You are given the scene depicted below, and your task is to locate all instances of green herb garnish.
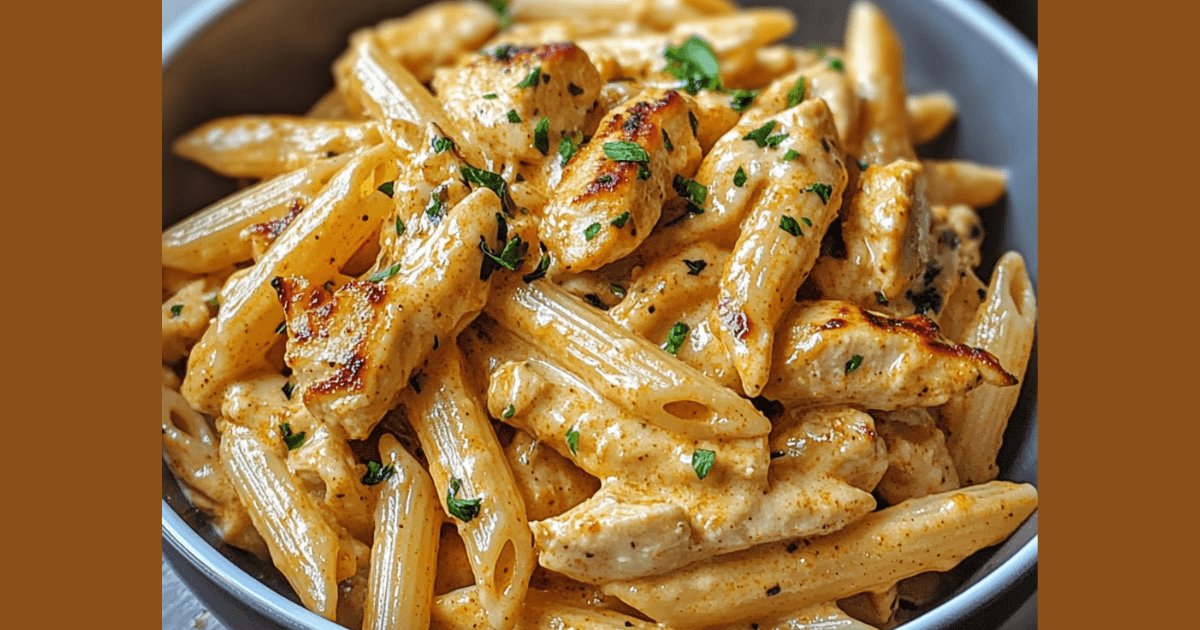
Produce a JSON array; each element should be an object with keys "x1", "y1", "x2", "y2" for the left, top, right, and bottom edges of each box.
[
  {"x1": 534, "y1": 117, "x2": 550, "y2": 155},
  {"x1": 845, "y1": 354, "x2": 863, "y2": 373},
  {"x1": 558, "y1": 135, "x2": 580, "y2": 166},
  {"x1": 281, "y1": 382, "x2": 294, "y2": 401},
  {"x1": 446, "y1": 478, "x2": 482, "y2": 521},
  {"x1": 506, "y1": 109, "x2": 522, "y2": 123},
  {"x1": 782, "y1": 149, "x2": 800, "y2": 162},
  {"x1": 395, "y1": 216, "x2": 406, "y2": 236},
  {"x1": 805, "y1": 182, "x2": 833, "y2": 204},
  {"x1": 611, "y1": 212, "x2": 631, "y2": 228},
  {"x1": 672, "y1": 175, "x2": 707, "y2": 206},
  {"x1": 521, "y1": 244, "x2": 551, "y2": 283},
  {"x1": 603, "y1": 141, "x2": 650, "y2": 164},
  {"x1": 662, "y1": 35, "x2": 722, "y2": 94},
  {"x1": 502, "y1": 404, "x2": 515, "y2": 419},
  {"x1": 566, "y1": 428, "x2": 580, "y2": 455},
  {"x1": 733, "y1": 166, "x2": 747, "y2": 187},
  {"x1": 875, "y1": 291, "x2": 889, "y2": 305},
  {"x1": 584, "y1": 222, "x2": 602, "y2": 241},
  {"x1": 779, "y1": 215, "x2": 803, "y2": 237},
  {"x1": 279, "y1": 422, "x2": 305, "y2": 450},
  {"x1": 743, "y1": 121, "x2": 777, "y2": 147},
  {"x1": 786, "y1": 76, "x2": 806, "y2": 108},
  {"x1": 516, "y1": 66, "x2": 541, "y2": 88},
  {"x1": 683, "y1": 259, "x2": 707, "y2": 275},
  {"x1": 609, "y1": 284, "x2": 626, "y2": 298},
  {"x1": 730, "y1": 89, "x2": 758, "y2": 113},
  {"x1": 368, "y1": 263, "x2": 402, "y2": 283},
  {"x1": 692, "y1": 448, "x2": 715, "y2": 480},
  {"x1": 169, "y1": 304, "x2": 183, "y2": 318},
  {"x1": 377, "y1": 181, "x2": 395, "y2": 197},
  {"x1": 483, "y1": 93, "x2": 499, "y2": 99},
  {"x1": 361, "y1": 461, "x2": 395, "y2": 486},
  {"x1": 663, "y1": 322, "x2": 689, "y2": 354}
]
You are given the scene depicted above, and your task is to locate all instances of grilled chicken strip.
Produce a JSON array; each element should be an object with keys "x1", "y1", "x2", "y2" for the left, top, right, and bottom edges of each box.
[
  {"x1": 762, "y1": 300, "x2": 1016, "y2": 410},
  {"x1": 540, "y1": 88, "x2": 702, "y2": 272}
]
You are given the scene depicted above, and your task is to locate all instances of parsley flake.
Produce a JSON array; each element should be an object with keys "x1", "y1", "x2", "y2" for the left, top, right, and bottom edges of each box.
[
  {"x1": 169, "y1": 304, "x2": 183, "y2": 318},
  {"x1": 487, "y1": 0, "x2": 513, "y2": 30},
  {"x1": 377, "y1": 181, "x2": 395, "y2": 197},
  {"x1": 805, "y1": 182, "x2": 833, "y2": 204},
  {"x1": 584, "y1": 222, "x2": 603, "y2": 241},
  {"x1": 786, "y1": 76, "x2": 806, "y2": 108},
  {"x1": 558, "y1": 134, "x2": 580, "y2": 166},
  {"x1": 516, "y1": 66, "x2": 541, "y2": 88},
  {"x1": 730, "y1": 89, "x2": 758, "y2": 113},
  {"x1": 432, "y1": 137, "x2": 455, "y2": 153},
  {"x1": 782, "y1": 149, "x2": 800, "y2": 162},
  {"x1": 534, "y1": 117, "x2": 550, "y2": 155},
  {"x1": 662, "y1": 35, "x2": 722, "y2": 94},
  {"x1": 801, "y1": 217, "x2": 813, "y2": 227},
  {"x1": 743, "y1": 121, "x2": 777, "y2": 147},
  {"x1": 611, "y1": 212, "x2": 631, "y2": 228},
  {"x1": 672, "y1": 175, "x2": 707, "y2": 206},
  {"x1": 583, "y1": 293, "x2": 609, "y2": 310},
  {"x1": 663, "y1": 322, "x2": 689, "y2": 354},
  {"x1": 368, "y1": 263, "x2": 401, "y2": 283},
  {"x1": 446, "y1": 478, "x2": 482, "y2": 521},
  {"x1": 858, "y1": 159, "x2": 868, "y2": 171},
  {"x1": 502, "y1": 404, "x2": 515, "y2": 419},
  {"x1": 609, "y1": 284, "x2": 626, "y2": 298},
  {"x1": 361, "y1": 461, "x2": 395, "y2": 486},
  {"x1": 692, "y1": 448, "x2": 715, "y2": 479},
  {"x1": 279, "y1": 422, "x2": 305, "y2": 450},
  {"x1": 281, "y1": 382, "x2": 294, "y2": 401},
  {"x1": 662, "y1": 129, "x2": 674, "y2": 152},
  {"x1": 426, "y1": 190, "x2": 446, "y2": 222},
  {"x1": 521, "y1": 244, "x2": 551, "y2": 283},
  {"x1": 460, "y1": 166, "x2": 509, "y2": 202},
  {"x1": 828, "y1": 57, "x2": 845, "y2": 72},
  {"x1": 683, "y1": 259, "x2": 707, "y2": 275},
  {"x1": 506, "y1": 109, "x2": 522, "y2": 123},
  {"x1": 779, "y1": 215, "x2": 803, "y2": 236},
  {"x1": 566, "y1": 428, "x2": 580, "y2": 455},
  {"x1": 275, "y1": 321, "x2": 286, "y2": 334},
  {"x1": 764, "y1": 133, "x2": 789, "y2": 148},
  {"x1": 482, "y1": 93, "x2": 499, "y2": 99},
  {"x1": 845, "y1": 354, "x2": 864, "y2": 373},
  {"x1": 395, "y1": 216, "x2": 406, "y2": 236},
  {"x1": 733, "y1": 166, "x2": 747, "y2": 187},
  {"x1": 875, "y1": 291, "x2": 889, "y2": 305},
  {"x1": 603, "y1": 141, "x2": 650, "y2": 163}
]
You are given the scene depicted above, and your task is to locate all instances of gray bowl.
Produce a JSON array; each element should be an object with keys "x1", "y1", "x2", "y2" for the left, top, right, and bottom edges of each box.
[{"x1": 162, "y1": 1, "x2": 1037, "y2": 628}]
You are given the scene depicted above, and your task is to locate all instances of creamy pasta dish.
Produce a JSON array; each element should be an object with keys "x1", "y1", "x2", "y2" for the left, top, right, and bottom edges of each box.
[{"x1": 161, "y1": 1, "x2": 1038, "y2": 628}]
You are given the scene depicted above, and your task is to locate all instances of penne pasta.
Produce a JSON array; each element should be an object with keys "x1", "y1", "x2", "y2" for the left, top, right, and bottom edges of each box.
[
  {"x1": 372, "y1": 1, "x2": 500, "y2": 84},
  {"x1": 397, "y1": 343, "x2": 535, "y2": 630},
  {"x1": 601, "y1": 481, "x2": 1039, "y2": 629},
  {"x1": 939, "y1": 252, "x2": 1036, "y2": 485},
  {"x1": 502, "y1": 428, "x2": 600, "y2": 522},
  {"x1": 705, "y1": 601, "x2": 880, "y2": 630},
  {"x1": 432, "y1": 586, "x2": 659, "y2": 630},
  {"x1": 172, "y1": 116, "x2": 382, "y2": 180},
  {"x1": 363, "y1": 434, "x2": 443, "y2": 630},
  {"x1": 922, "y1": 159, "x2": 1008, "y2": 208},
  {"x1": 907, "y1": 91, "x2": 957, "y2": 145},
  {"x1": 844, "y1": 0, "x2": 914, "y2": 163}
]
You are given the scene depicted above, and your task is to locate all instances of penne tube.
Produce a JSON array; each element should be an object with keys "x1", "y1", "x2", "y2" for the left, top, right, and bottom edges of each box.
[
  {"x1": 162, "y1": 275, "x2": 224, "y2": 363},
  {"x1": 372, "y1": 1, "x2": 500, "y2": 84},
  {"x1": 220, "y1": 421, "x2": 341, "y2": 620},
  {"x1": 276, "y1": 186, "x2": 507, "y2": 440},
  {"x1": 762, "y1": 300, "x2": 1016, "y2": 410},
  {"x1": 287, "y1": 422, "x2": 377, "y2": 542},
  {"x1": 181, "y1": 145, "x2": 394, "y2": 415},
  {"x1": 601, "y1": 481, "x2": 1039, "y2": 629},
  {"x1": 936, "y1": 269, "x2": 987, "y2": 344},
  {"x1": 704, "y1": 601, "x2": 881, "y2": 630},
  {"x1": 710, "y1": 97, "x2": 848, "y2": 396},
  {"x1": 162, "y1": 155, "x2": 351, "y2": 273},
  {"x1": 510, "y1": 0, "x2": 738, "y2": 30},
  {"x1": 939, "y1": 252, "x2": 1036, "y2": 485},
  {"x1": 485, "y1": 277, "x2": 771, "y2": 439},
  {"x1": 907, "y1": 91, "x2": 957, "y2": 145},
  {"x1": 922, "y1": 159, "x2": 1008, "y2": 208},
  {"x1": 398, "y1": 343, "x2": 535, "y2": 630},
  {"x1": 306, "y1": 88, "x2": 362, "y2": 120},
  {"x1": 172, "y1": 116, "x2": 382, "y2": 180},
  {"x1": 363, "y1": 434, "x2": 443, "y2": 630},
  {"x1": 431, "y1": 586, "x2": 659, "y2": 630},
  {"x1": 838, "y1": 586, "x2": 897, "y2": 628},
  {"x1": 844, "y1": 0, "x2": 914, "y2": 163}
]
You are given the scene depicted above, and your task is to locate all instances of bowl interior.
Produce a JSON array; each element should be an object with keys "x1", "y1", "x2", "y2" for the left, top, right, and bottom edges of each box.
[{"x1": 162, "y1": 1, "x2": 1037, "y2": 628}]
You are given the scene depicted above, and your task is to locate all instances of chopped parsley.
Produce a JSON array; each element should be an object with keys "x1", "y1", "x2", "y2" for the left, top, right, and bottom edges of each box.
[
  {"x1": 459, "y1": 166, "x2": 510, "y2": 205},
  {"x1": 875, "y1": 291, "x2": 889, "y2": 305},
  {"x1": 828, "y1": 57, "x2": 845, "y2": 72},
  {"x1": 559, "y1": 134, "x2": 580, "y2": 166},
  {"x1": 779, "y1": 215, "x2": 803, "y2": 237},
  {"x1": 169, "y1": 304, "x2": 183, "y2": 318},
  {"x1": 743, "y1": 121, "x2": 777, "y2": 147},
  {"x1": 858, "y1": 159, "x2": 868, "y2": 171},
  {"x1": 764, "y1": 132, "x2": 789, "y2": 148},
  {"x1": 377, "y1": 181, "x2": 395, "y2": 197},
  {"x1": 521, "y1": 244, "x2": 551, "y2": 283},
  {"x1": 733, "y1": 166, "x2": 747, "y2": 187},
  {"x1": 432, "y1": 136, "x2": 455, "y2": 153},
  {"x1": 672, "y1": 175, "x2": 707, "y2": 207},
  {"x1": 782, "y1": 149, "x2": 800, "y2": 162},
  {"x1": 534, "y1": 117, "x2": 550, "y2": 155},
  {"x1": 479, "y1": 213, "x2": 528, "y2": 278},
  {"x1": 801, "y1": 217, "x2": 813, "y2": 227},
  {"x1": 502, "y1": 404, "x2": 515, "y2": 419},
  {"x1": 583, "y1": 293, "x2": 609, "y2": 310},
  {"x1": 205, "y1": 296, "x2": 220, "y2": 310},
  {"x1": 361, "y1": 461, "x2": 395, "y2": 486},
  {"x1": 566, "y1": 428, "x2": 580, "y2": 455},
  {"x1": 845, "y1": 354, "x2": 864, "y2": 374},
  {"x1": 683, "y1": 259, "x2": 707, "y2": 275},
  {"x1": 482, "y1": 93, "x2": 499, "y2": 99},
  {"x1": 662, "y1": 35, "x2": 722, "y2": 94},
  {"x1": 584, "y1": 222, "x2": 603, "y2": 241},
  {"x1": 506, "y1": 109, "x2": 522, "y2": 123},
  {"x1": 662, "y1": 129, "x2": 674, "y2": 152},
  {"x1": 487, "y1": 0, "x2": 513, "y2": 30},
  {"x1": 609, "y1": 284, "x2": 626, "y2": 298},
  {"x1": 663, "y1": 322, "x2": 689, "y2": 354},
  {"x1": 395, "y1": 216, "x2": 406, "y2": 236},
  {"x1": 279, "y1": 422, "x2": 305, "y2": 450},
  {"x1": 275, "y1": 321, "x2": 286, "y2": 334},
  {"x1": 692, "y1": 448, "x2": 715, "y2": 480},
  {"x1": 516, "y1": 66, "x2": 541, "y2": 88},
  {"x1": 730, "y1": 89, "x2": 758, "y2": 112},
  {"x1": 805, "y1": 182, "x2": 833, "y2": 204},
  {"x1": 281, "y1": 382, "x2": 294, "y2": 401},
  {"x1": 368, "y1": 263, "x2": 401, "y2": 283},
  {"x1": 637, "y1": 164, "x2": 651, "y2": 180},
  {"x1": 603, "y1": 141, "x2": 650, "y2": 164},
  {"x1": 426, "y1": 190, "x2": 446, "y2": 222},
  {"x1": 611, "y1": 212, "x2": 631, "y2": 228},
  {"x1": 786, "y1": 76, "x2": 806, "y2": 108}
]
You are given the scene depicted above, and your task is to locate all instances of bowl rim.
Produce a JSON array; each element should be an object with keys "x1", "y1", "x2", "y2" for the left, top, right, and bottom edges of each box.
[{"x1": 161, "y1": 1, "x2": 1038, "y2": 628}]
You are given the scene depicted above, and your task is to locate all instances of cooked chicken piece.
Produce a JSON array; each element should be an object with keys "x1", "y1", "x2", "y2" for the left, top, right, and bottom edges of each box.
[
  {"x1": 710, "y1": 97, "x2": 849, "y2": 397},
  {"x1": 162, "y1": 274, "x2": 224, "y2": 363},
  {"x1": 931, "y1": 203, "x2": 984, "y2": 272},
  {"x1": 372, "y1": 1, "x2": 500, "y2": 84},
  {"x1": 540, "y1": 88, "x2": 701, "y2": 272},
  {"x1": 679, "y1": 89, "x2": 742, "y2": 153},
  {"x1": 503, "y1": 428, "x2": 600, "y2": 522},
  {"x1": 172, "y1": 116, "x2": 382, "y2": 180},
  {"x1": 433, "y1": 42, "x2": 603, "y2": 170},
  {"x1": 809, "y1": 159, "x2": 933, "y2": 318},
  {"x1": 871, "y1": 407, "x2": 960, "y2": 504},
  {"x1": 608, "y1": 242, "x2": 740, "y2": 391},
  {"x1": 762, "y1": 300, "x2": 1016, "y2": 410},
  {"x1": 275, "y1": 188, "x2": 510, "y2": 439}
]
